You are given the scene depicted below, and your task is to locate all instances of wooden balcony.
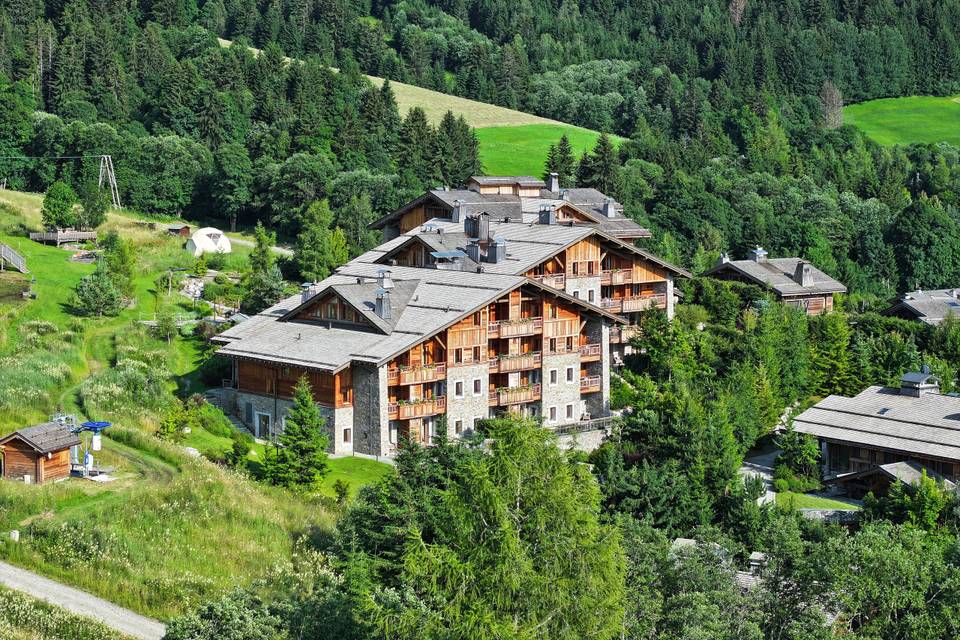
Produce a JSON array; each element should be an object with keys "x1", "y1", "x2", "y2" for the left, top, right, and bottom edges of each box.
[
  {"x1": 600, "y1": 294, "x2": 666, "y2": 314},
  {"x1": 579, "y1": 343, "x2": 602, "y2": 362},
  {"x1": 448, "y1": 326, "x2": 485, "y2": 349},
  {"x1": 543, "y1": 317, "x2": 579, "y2": 338},
  {"x1": 490, "y1": 352, "x2": 542, "y2": 373},
  {"x1": 600, "y1": 270, "x2": 633, "y2": 285},
  {"x1": 387, "y1": 363, "x2": 446, "y2": 386},
  {"x1": 387, "y1": 396, "x2": 447, "y2": 420},
  {"x1": 609, "y1": 325, "x2": 641, "y2": 344},
  {"x1": 488, "y1": 317, "x2": 542, "y2": 339},
  {"x1": 489, "y1": 384, "x2": 542, "y2": 406},
  {"x1": 533, "y1": 273, "x2": 566, "y2": 289},
  {"x1": 580, "y1": 376, "x2": 602, "y2": 393}
]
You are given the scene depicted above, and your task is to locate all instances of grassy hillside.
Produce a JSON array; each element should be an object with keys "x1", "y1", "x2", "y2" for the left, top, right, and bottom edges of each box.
[
  {"x1": 477, "y1": 124, "x2": 622, "y2": 177},
  {"x1": 844, "y1": 95, "x2": 960, "y2": 146}
]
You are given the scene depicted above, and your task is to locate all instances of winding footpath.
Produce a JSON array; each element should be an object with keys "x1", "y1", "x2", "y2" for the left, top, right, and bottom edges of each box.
[{"x1": 0, "y1": 560, "x2": 166, "y2": 640}]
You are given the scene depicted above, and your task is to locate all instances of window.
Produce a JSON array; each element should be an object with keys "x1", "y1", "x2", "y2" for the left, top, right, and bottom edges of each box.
[
  {"x1": 566, "y1": 404, "x2": 574, "y2": 419},
  {"x1": 455, "y1": 381, "x2": 464, "y2": 398},
  {"x1": 473, "y1": 416, "x2": 482, "y2": 430},
  {"x1": 572, "y1": 290, "x2": 580, "y2": 299},
  {"x1": 588, "y1": 290, "x2": 595, "y2": 303},
  {"x1": 389, "y1": 422, "x2": 399, "y2": 444},
  {"x1": 549, "y1": 406, "x2": 557, "y2": 422},
  {"x1": 473, "y1": 378, "x2": 482, "y2": 395},
  {"x1": 566, "y1": 366, "x2": 575, "y2": 383},
  {"x1": 343, "y1": 428, "x2": 352, "y2": 444},
  {"x1": 549, "y1": 369, "x2": 558, "y2": 385},
  {"x1": 455, "y1": 419, "x2": 463, "y2": 435}
]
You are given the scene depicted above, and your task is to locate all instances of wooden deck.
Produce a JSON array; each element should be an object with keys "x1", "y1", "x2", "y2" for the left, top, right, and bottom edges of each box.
[{"x1": 29, "y1": 230, "x2": 98, "y2": 246}]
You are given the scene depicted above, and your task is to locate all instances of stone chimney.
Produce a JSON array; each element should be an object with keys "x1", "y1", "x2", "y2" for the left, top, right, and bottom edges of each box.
[
  {"x1": 539, "y1": 204, "x2": 556, "y2": 225},
  {"x1": 376, "y1": 268, "x2": 394, "y2": 290},
  {"x1": 900, "y1": 365, "x2": 939, "y2": 397},
  {"x1": 717, "y1": 253, "x2": 730, "y2": 267},
  {"x1": 794, "y1": 261, "x2": 813, "y2": 287},
  {"x1": 548, "y1": 172, "x2": 560, "y2": 193},
  {"x1": 451, "y1": 199, "x2": 464, "y2": 223},
  {"x1": 748, "y1": 246, "x2": 768, "y2": 263},
  {"x1": 300, "y1": 282, "x2": 316, "y2": 304},
  {"x1": 374, "y1": 288, "x2": 392, "y2": 319},
  {"x1": 489, "y1": 236, "x2": 507, "y2": 263},
  {"x1": 603, "y1": 197, "x2": 616, "y2": 218},
  {"x1": 466, "y1": 239, "x2": 482, "y2": 264}
]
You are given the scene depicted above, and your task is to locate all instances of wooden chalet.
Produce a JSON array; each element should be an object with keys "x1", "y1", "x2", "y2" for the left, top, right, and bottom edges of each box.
[
  {"x1": 0, "y1": 423, "x2": 80, "y2": 484},
  {"x1": 883, "y1": 288, "x2": 960, "y2": 325},
  {"x1": 704, "y1": 248, "x2": 845, "y2": 315}
]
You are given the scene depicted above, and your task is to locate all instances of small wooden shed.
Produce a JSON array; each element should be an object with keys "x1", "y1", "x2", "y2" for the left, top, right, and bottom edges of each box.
[
  {"x1": 0, "y1": 423, "x2": 80, "y2": 484},
  {"x1": 167, "y1": 223, "x2": 191, "y2": 237}
]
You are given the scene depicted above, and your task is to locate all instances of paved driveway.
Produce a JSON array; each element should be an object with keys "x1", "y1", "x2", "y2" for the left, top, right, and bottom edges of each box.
[
  {"x1": 0, "y1": 561, "x2": 166, "y2": 640},
  {"x1": 740, "y1": 449, "x2": 780, "y2": 505}
]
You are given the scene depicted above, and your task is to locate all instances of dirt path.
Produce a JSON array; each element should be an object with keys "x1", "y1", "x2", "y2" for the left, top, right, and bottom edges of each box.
[{"x1": 0, "y1": 561, "x2": 166, "y2": 640}]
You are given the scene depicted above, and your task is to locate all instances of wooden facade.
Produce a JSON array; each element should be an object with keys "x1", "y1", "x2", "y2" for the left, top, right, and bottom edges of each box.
[
  {"x1": 0, "y1": 437, "x2": 72, "y2": 484},
  {"x1": 783, "y1": 294, "x2": 833, "y2": 315},
  {"x1": 236, "y1": 359, "x2": 353, "y2": 408},
  {"x1": 825, "y1": 441, "x2": 959, "y2": 480}
]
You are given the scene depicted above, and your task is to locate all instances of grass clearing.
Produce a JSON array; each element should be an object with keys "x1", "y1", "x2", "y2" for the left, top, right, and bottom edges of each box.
[
  {"x1": 844, "y1": 95, "x2": 960, "y2": 146},
  {"x1": 0, "y1": 585, "x2": 130, "y2": 640},
  {"x1": 775, "y1": 491, "x2": 861, "y2": 510},
  {"x1": 476, "y1": 124, "x2": 622, "y2": 176}
]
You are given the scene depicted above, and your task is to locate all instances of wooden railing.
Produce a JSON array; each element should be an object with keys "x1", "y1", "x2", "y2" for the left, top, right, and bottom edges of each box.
[
  {"x1": 0, "y1": 243, "x2": 27, "y2": 273},
  {"x1": 387, "y1": 363, "x2": 446, "y2": 386},
  {"x1": 490, "y1": 352, "x2": 541, "y2": 373},
  {"x1": 579, "y1": 343, "x2": 601, "y2": 360},
  {"x1": 388, "y1": 396, "x2": 447, "y2": 420},
  {"x1": 448, "y1": 326, "x2": 485, "y2": 349},
  {"x1": 29, "y1": 230, "x2": 98, "y2": 245},
  {"x1": 600, "y1": 270, "x2": 633, "y2": 285},
  {"x1": 488, "y1": 317, "x2": 542, "y2": 338},
  {"x1": 580, "y1": 376, "x2": 602, "y2": 393},
  {"x1": 610, "y1": 325, "x2": 641, "y2": 344},
  {"x1": 601, "y1": 294, "x2": 666, "y2": 314},
  {"x1": 548, "y1": 416, "x2": 616, "y2": 436},
  {"x1": 543, "y1": 317, "x2": 578, "y2": 338},
  {"x1": 533, "y1": 273, "x2": 566, "y2": 288},
  {"x1": 490, "y1": 384, "x2": 541, "y2": 406}
]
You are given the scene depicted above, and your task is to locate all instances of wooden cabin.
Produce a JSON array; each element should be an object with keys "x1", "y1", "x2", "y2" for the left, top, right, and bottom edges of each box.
[{"x1": 0, "y1": 423, "x2": 80, "y2": 484}]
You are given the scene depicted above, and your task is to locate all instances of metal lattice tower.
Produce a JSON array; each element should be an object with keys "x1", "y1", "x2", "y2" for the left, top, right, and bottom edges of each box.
[{"x1": 98, "y1": 155, "x2": 121, "y2": 209}]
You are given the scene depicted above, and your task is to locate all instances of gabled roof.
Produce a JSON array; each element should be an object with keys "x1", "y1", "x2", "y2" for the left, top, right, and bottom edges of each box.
[
  {"x1": 280, "y1": 279, "x2": 420, "y2": 334},
  {"x1": 470, "y1": 175, "x2": 545, "y2": 187},
  {"x1": 704, "y1": 257, "x2": 845, "y2": 296},
  {"x1": 214, "y1": 263, "x2": 624, "y2": 373},
  {"x1": 793, "y1": 386, "x2": 960, "y2": 462},
  {"x1": 884, "y1": 289, "x2": 960, "y2": 325},
  {"x1": 829, "y1": 460, "x2": 956, "y2": 489},
  {"x1": 0, "y1": 423, "x2": 80, "y2": 454}
]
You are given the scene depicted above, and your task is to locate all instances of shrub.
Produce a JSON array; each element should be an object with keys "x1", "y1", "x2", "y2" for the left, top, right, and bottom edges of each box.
[
  {"x1": 773, "y1": 478, "x2": 789, "y2": 493},
  {"x1": 195, "y1": 402, "x2": 235, "y2": 438}
]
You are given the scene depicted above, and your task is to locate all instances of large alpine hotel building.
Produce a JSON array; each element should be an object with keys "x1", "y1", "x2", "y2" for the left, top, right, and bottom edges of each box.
[{"x1": 213, "y1": 175, "x2": 689, "y2": 457}]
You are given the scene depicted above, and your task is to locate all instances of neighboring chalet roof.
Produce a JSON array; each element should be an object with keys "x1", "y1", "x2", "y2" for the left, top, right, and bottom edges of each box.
[
  {"x1": 704, "y1": 257, "x2": 846, "y2": 297},
  {"x1": 214, "y1": 263, "x2": 624, "y2": 374},
  {"x1": 0, "y1": 423, "x2": 80, "y2": 454},
  {"x1": 360, "y1": 218, "x2": 690, "y2": 279},
  {"x1": 793, "y1": 386, "x2": 960, "y2": 462},
  {"x1": 368, "y1": 182, "x2": 651, "y2": 238},
  {"x1": 829, "y1": 461, "x2": 956, "y2": 490},
  {"x1": 470, "y1": 175, "x2": 545, "y2": 187},
  {"x1": 884, "y1": 289, "x2": 960, "y2": 325}
]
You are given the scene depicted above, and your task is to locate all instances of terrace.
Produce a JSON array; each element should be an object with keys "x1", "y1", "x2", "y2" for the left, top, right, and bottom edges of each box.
[
  {"x1": 488, "y1": 316, "x2": 543, "y2": 338},
  {"x1": 387, "y1": 362, "x2": 447, "y2": 386},
  {"x1": 387, "y1": 396, "x2": 447, "y2": 420},
  {"x1": 489, "y1": 352, "x2": 542, "y2": 373},
  {"x1": 489, "y1": 384, "x2": 542, "y2": 406}
]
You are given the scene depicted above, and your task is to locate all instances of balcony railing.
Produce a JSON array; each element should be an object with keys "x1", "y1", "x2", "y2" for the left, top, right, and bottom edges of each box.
[
  {"x1": 488, "y1": 317, "x2": 542, "y2": 339},
  {"x1": 489, "y1": 384, "x2": 542, "y2": 406},
  {"x1": 580, "y1": 376, "x2": 602, "y2": 393},
  {"x1": 600, "y1": 269, "x2": 633, "y2": 285},
  {"x1": 579, "y1": 343, "x2": 602, "y2": 360},
  {"x1": 543, "y1": 317, "x2": 579, "y2": 338},
  {"x1": 547, "y1": 416, "x2": 617, "y2": 436},
  {"x1": 387, "y1": 396, "x2": 447, "y2": 420},
  {"x1": 387, "y1": 363, "x2": 447, "y2": 386},
  {"x1": 489, "y1": 351, "x2": 542, "y2": 373},
  {"x1": 610, "y1": 325, "x2": 641, "y2": 344},
  {"x1": 533, "y1": 273, "x2": 566, "y2": 288},
  {"x1": 600, "y1": 294, "x2": 666, "y2": 314}
]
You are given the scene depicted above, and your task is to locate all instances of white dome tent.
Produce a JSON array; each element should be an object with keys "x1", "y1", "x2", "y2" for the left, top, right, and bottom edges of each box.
[{"x1": 185, "y1": 227, "x2": 232, "y2": 257}]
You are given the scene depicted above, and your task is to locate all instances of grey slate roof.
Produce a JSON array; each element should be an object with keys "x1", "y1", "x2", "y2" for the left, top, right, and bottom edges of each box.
[
  {"x1": 471, "y1": 175, "x2": 545, "y2": 187},
  {"x1": 0, "y1": 422, "x2": 80, "y2": 454},
  {"x1": 793, "y1": 386, "x2": 960, "y2": 462},
  {"x1": 884, "y1": 289, "x2": 960, "y2": 325},
  {"x1": 704, "y1": 257, "x2": 846, "y2": 296},
  {"x1": 829, "y1": 460, "x2": 957, "y2": 489},
  {"x1": 215, "y1": 263, "x2": 624, "y2": 373}
]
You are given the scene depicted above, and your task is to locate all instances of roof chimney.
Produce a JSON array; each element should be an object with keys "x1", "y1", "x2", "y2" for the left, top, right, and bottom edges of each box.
[
  {"x1": 451, "y1": 199, "x2": 464, "y2": 223},
  {"x1": 603, "y1": 197, "x2": 617, "y2": 218},
  {"x1": 466, "y1": 239, "x2": 482, "y2": 264},
  {"x1": 794, "y1": 261, "x2": 814, "y2": 287},
  {"x1": 374, "y1": 288, "x2": 392, "y2": 319},
  {"x1": 488, "y1": 236, "x2": 507, "y2": 263},
  {"x1": 548, "y1": 172, "x2": 560, "y2": 193},
  {"x1": 748, "y1": 246, "x2": 768, "y2": 263},
  {"x1": 300, "y1": 282, "x2": 316, "y2": 304},
  {"x1": 539, "y1": 204, "x2": 556, "y2": 225},
  {"x1": 376, "y1": 268, "x2": 394, "y2": 290},
  {"x1": 717, "y1": 252, "x2": 729, "y2": 267},
  {"x1": 900, "y1": 365, "x2": 939, "y2": 397},
  {"x1": 561, "y1": 189, "x2": 570, "y2": 202}
]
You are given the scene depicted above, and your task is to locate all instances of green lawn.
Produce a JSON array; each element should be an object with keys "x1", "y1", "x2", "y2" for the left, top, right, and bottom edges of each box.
[
  {"x1": 775, "y1": 491, "x2": 860, "y2": 510},
  {"x1": 476, "y1": 124, "x2": 621, "y2": 177},
  {"x1": 320, "y1": 455, "x2": 394, "y2": 499},
  {"x1": 844, "y1": 95, "x2": 960, "y2": 146}
]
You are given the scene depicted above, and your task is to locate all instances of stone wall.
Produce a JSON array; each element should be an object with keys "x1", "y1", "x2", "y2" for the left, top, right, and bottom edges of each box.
[
  {"x1": 227, "y1": 389, "x2": 356, "y2": 452},
  {"x1": 352, "y1": 363, "x2": 390, "y2": 457},
  {"x1": 333, "y1": 406, "x2": 354, "y2": 454},
  {"x1": 445, "y1": 362, "x2": 490, "y2": 438},
  {"x1": 541, "y1": 351, "x2": 583, "y2": 424},
  {"x1": 556, "y1": 428, "x2": 608, "y2": 452},
  {"x1": 565, "y1": 276, "x2": 602, "y2": 305}
]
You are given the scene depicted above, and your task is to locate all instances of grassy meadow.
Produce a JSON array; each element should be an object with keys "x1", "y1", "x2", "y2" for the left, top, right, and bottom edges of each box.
[
  {"x1": 843, "y1": 95, "x2": 960, "y2": 146},
  {"x1": 0, "y1": 585, "x2": 130, "y2": 640},
  {"x1": 0, "y1": 191, "x2": 392, "y2": 620},
  {"x1": 477, "y1": 124, "x2": 621, "y2": 176}
]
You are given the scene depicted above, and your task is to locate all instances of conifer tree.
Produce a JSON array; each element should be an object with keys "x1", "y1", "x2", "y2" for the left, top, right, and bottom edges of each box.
[
  {"x1": 577, "y1": 133, "x2": 620, "y2": 194},
  {"x1": 265, "y1": 376, "x2": 329, "y2": 489},
  {"x1": 543, "y1": 134, "x2": 576, "y2": 187}
]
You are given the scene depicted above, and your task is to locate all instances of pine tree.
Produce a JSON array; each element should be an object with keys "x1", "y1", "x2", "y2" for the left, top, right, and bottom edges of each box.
[
  {"x1": 399, "y1": 107, "x2": 435, "y2": 190},
  {"x1": 295, "y1": 199, "x2": 338, "y2": 282},
  {"x1": 250, "y1": 221, "x2": 275, "y2": 275},
  {"x1": 265, "y1": 376, "x2": 329, "y2": 489},
  {"x1": 542, "y1": 134, "x2": 576, "y2": 187},
  {"x1": 577, "y1": 133, "x2": 620, "y2": 194},
  {"x1": 73, "y1": 260, "x2": 123, "y2": 317}
]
